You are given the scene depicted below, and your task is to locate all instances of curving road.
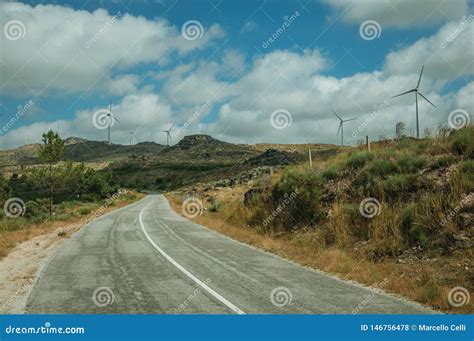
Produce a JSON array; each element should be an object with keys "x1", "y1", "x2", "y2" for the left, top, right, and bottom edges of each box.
[{"x1": 26, "y1": 194, "x2": 435, "y2": 314}]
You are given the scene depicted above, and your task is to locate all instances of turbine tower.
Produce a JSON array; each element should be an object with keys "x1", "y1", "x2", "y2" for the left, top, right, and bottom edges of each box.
[
  {"x1": 107, "y1": 102, "x2": 120, "y2": 145},
  {"x1": 126, "y1": 130, "x2": 138, "y2": 146},
  {"x1": 160, "y1": 123, "x2": 175, "y2": 146},
  {"x1": 332, "y1": 110, "x2": 357, "y2": 146},
  {"x1": 391, "y1": 65, "x2": 436, "y2": 139}
]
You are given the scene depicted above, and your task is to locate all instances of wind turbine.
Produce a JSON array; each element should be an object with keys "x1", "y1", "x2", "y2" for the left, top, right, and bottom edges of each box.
[
  {"x1": 106, "y1": 102, "x2": 120, "y2": 145},
  {"x1": 391, "y1": 65, "x2": 436, "y2": 139},
  {"x1": 125, "y1": 128, "x2": 138, "y2": 146},
  {"x1": 160, "y1": 123, "x2": 175, "y2": 146},
  {"x1": 332, "y1": 110, "x2": 357, "y2": 146}
]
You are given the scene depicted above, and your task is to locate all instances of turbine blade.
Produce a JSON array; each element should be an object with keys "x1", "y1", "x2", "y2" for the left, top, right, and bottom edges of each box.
[
  {"x1": 170, "y1": 122, "x2": 175, "y2": 130},
  {"x1": 332, "y1": 110, "x2": 342, "y2": 121},
  {"x1": 112, "y1": 116, "x2": 120, "y2": 123},
  {"x1": 391, "y1": 89, "x2": 416, "y2": 98},
  {"x1": 344, "y1": 117, "x2": 358, "y2": 122},
  {"x1": 416, "y1": 65, "x2": 424, "y2": 89},
  {"x1": 417, "y1": 92, "x2": 436, "y2": 107},
  {"x1": 336, "y1": 122, "x2": 342, "y2": 135}
]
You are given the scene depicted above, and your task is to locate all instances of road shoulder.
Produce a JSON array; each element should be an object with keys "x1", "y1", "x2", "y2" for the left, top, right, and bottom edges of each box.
[{"x1": 0, "y1": 194, "x2": 145, "y2": 314}]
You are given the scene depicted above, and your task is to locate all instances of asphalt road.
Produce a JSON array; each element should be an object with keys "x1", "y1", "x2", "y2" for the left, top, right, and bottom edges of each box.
[{"x1": 26, "y1": 194, "x2": 435, "y2": 314}]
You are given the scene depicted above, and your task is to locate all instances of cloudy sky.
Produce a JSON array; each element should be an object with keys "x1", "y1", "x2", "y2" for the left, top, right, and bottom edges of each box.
[{"x1": 0, "y1": 0, "x2": 472, "y2": 148}]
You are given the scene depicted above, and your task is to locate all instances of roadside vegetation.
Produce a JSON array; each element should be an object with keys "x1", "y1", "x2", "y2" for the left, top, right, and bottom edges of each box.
[
  {"x1": 0, "y1": 130, "x2": 142, "y2": 258},
  {"x1": 168, "y1": 124, "x2": 473, "y2": 313}
]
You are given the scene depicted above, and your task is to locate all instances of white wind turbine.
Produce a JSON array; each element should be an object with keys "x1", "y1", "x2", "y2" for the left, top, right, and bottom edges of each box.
[
  {"x1": 125, "y1": 128, "x2": 139, "y2": 146},
  {"x1": 391, "y1": 65, "x2": 436, "y2": 139},
  {"x1": 160, "y1": 123, "x2": 175, "y2": 146},
  {"x1": 106, "y1": 102, "x2": 120, "y2": 145},
  {"x1": 333, "y1": 110, "x2": 357, "y2": 146}
]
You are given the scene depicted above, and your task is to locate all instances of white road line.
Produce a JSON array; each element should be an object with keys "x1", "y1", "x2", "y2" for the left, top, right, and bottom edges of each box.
[{"x1": 139, "y1": 203, "x2": 246, "y2": 315}]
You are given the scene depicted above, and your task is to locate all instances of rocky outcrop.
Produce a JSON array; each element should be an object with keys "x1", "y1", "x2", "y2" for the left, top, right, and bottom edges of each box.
[{"x1": 244, "y1": 148, "x2": 303, "y2": 166}]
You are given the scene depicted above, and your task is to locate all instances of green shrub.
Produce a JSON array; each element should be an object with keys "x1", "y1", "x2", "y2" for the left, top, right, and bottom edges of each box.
[
  {"x1": 396, "y1": 154, "x2": 427, "y2": 173},
  {"x1": 24, "y1": 199, "x2": 49, "y2": 223},
  {"x1": 77, "y1": 206, "x2": 92, "y2": 216},
  {"x1": 429, "y1": 155, "x2": 457, "y2": 169},
  {"x1": 271, "y1": 170, "x2": 324, "y2": 228},
  {"x1": 451, "y1": 126, "x2": 474, "y2": 157},
  {"x1": 460, "y1": 159, "x2": 474, "y2": 173},
  {"x1": 322, "y1": 163, "x2": 342, "y2": 181},
  {"x1": 209, "y1": 201, "x2": 224, "y2": 212},
  {"x1": 54, "y1": 213, "x2": 72, "y2": 221},
  {"x1": 381, "y1": 174, "x2": 418, "y2": 200},
  {"x1": 346, "y1": 151, "x2": 374, "y2": 170},
  {"x1": 397, "y1": 203, "x2": 428, "y2": 247},
  {"x1": 341, "y1": 203, "x2": 368, "y2": 240},
  {"x1": 367, "y1": 159, "x2": 399, "y2": 177}
]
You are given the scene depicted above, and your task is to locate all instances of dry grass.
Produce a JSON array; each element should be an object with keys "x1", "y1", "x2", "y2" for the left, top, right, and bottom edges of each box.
[
  {"x1": 0, "y1": 192, "x2": 145, "y2": 259},
  {"x1": 166, "y1": 192, "x2": 473, "y2": 314}
]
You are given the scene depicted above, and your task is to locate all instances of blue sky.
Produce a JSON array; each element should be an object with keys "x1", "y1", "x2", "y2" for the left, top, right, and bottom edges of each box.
[{"x1": 0, "y1": 0, "x2": 472, "y2": 148}]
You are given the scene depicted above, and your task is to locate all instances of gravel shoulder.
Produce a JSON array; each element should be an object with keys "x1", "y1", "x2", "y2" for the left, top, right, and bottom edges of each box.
[{"x1": 0, "y1": 222, "x2": 81, "y2": 313}]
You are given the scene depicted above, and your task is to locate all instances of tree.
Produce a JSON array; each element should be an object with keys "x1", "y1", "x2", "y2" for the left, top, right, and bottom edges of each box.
[
  {"x1": 395, "y1": 122, "x2": 406, "y2": 139},
  {"x1": 0, "y1": 173, "x2": 11, "y2": 202},
  {"x1": 39, "y1": 130, "x2": 64, "y2": 219}
]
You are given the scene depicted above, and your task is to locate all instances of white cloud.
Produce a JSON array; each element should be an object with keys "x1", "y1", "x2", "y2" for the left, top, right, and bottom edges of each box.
[
  {"x1": 104, "y1": 74, "x2": 141, "y2": 96},
  {"x1": 383, "y1": 18, "x2": 474, "y2": 83},
  {"x1": 0, "y1": 2, "x2": 225, "y2": 96},
  {"x1": 325, "y1": 0, "x2": 469, "y2": 28},
  {"x1": 240, "y1": 21, "x2": 257, "y2": 34},
  {"x1": 0, "y1": 8, "x2": 472, "y2": 149}
]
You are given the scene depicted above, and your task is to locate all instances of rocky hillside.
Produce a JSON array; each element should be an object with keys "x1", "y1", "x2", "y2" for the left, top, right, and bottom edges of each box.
[{"x1": 169, "y1": 125, "x2": 474, "y2": 313}]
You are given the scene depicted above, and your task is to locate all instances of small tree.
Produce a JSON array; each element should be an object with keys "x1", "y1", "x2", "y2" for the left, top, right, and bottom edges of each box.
[
  {"x1": 39, "y1": 130, "x2": 64, "y2": 219},
  {"x1": 0, "y1": 174, "x2": 11, "y2": 202},
  {"x1": 395, "y1": 122, "x2": 406, "y2": 139}
]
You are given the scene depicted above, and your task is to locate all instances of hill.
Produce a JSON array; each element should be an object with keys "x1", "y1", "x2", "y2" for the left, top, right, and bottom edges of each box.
[{"x1": 0, "y1": 134, "x2": 333, "y2": 190}]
